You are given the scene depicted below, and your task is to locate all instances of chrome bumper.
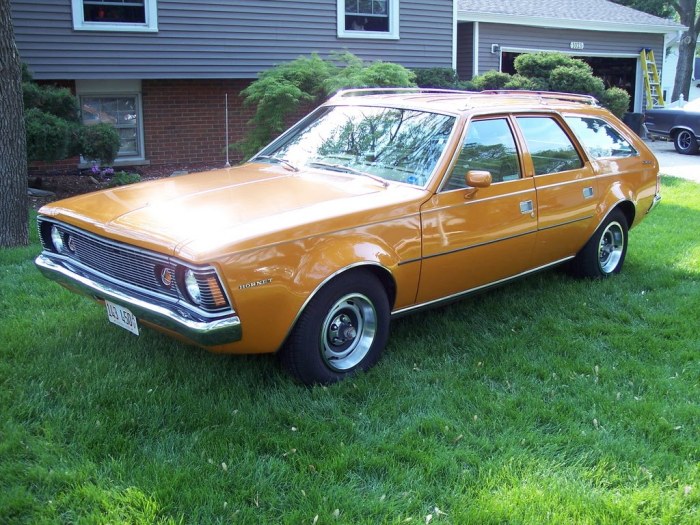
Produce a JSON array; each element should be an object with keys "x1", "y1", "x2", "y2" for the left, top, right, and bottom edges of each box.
[
  {"x1": 648, "y1": 192, "x2": 662, "y2": 214},
  {"x1": 35, "y1": 254, "x2": 241, "y2": 346}
]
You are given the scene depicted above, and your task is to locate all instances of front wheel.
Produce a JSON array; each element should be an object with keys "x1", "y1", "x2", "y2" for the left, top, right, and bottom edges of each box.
[
  {"x1": 674, "y1": 130, "x2": 699, "y2": 155},
  {"x1": 279, "y1": 271, "x2": 390, "y2": 385},
  {"x1": 569, "y1": 210, "x2": 628, "y2": 278}
]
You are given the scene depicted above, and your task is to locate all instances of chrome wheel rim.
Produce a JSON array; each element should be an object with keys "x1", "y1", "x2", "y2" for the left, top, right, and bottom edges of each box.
[
  {"x1": 598, "y1": 221, "x2": 624, "y2": 274},
  {"x1": 321, "y1": 293, "x2": 376, "y2": 371},
  {"x1": 678, "y1": 131, "x2": 692, "y2": 151}
]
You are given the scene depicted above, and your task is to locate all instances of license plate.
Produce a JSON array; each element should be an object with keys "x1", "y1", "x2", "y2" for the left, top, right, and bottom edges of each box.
[{"x1": 105, "y1": 300, "x2": 140, "y2": 336}]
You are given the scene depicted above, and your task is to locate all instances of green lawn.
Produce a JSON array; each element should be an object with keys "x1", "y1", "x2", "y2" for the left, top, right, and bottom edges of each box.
[{"x1": 1, "y1": 177, "x2": 698, "y2": 524}]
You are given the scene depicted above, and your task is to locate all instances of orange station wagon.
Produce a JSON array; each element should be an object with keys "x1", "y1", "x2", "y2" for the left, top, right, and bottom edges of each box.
[{"x1": 36, "y1": 89, "x2": 661, "y2": 384}]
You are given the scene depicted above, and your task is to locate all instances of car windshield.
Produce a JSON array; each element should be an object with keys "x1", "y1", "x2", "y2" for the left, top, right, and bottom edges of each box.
[{"x1": 254, "y1": 105, "x2": 456, "y2": 187}]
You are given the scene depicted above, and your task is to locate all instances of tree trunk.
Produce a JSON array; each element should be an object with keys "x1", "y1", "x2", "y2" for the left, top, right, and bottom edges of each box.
[
  {"x1": 671, "y1": 0, "x2": 699, "y2": 103},
  {"x1": 0, "y1": 0, "x2": 28, "y2": 248}
]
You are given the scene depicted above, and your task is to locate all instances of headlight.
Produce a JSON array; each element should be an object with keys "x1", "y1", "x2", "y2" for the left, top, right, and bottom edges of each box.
[
  {"x1": 184, "y1": 269, "x2": 202, "y2": 305},
  {"x1": 50, "y1": 225, "x2": 64, "y2": 253}
]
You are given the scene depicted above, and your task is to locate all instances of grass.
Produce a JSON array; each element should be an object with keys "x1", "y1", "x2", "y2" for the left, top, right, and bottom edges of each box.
[{"x1": 1, "y1": 176, "x2": 698, "y2": 524}]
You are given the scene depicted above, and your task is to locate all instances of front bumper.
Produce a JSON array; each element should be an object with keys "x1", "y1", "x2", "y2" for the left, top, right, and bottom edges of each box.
[{"x1": 35, "y1": 254, "x2": 241, "y2": 346}]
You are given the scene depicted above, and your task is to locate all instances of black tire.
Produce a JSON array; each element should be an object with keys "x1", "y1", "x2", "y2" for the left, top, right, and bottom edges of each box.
[
  {"x1": 279, "y1": 271, "x2": 390, "y2": 385},
  {"x1": 673, "y1": 130, "x2": 699, "y2": 155},
  {"x1": 569, "y1": 210, "x2": 628, "y2": 279}
]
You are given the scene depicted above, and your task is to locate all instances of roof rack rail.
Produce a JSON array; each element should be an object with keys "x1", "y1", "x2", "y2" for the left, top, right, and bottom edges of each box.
[
  {"x1": 330, "y1": 87, "x2": 471, "y2": 99},
  {"x1": 479, "y1": 90, "x2": 599, "y2": 106}
]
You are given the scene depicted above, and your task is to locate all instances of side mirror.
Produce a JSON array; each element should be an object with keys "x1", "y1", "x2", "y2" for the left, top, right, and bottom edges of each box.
[{"x1": 465, "y1": 170, "x2": 492, "y2": 188}]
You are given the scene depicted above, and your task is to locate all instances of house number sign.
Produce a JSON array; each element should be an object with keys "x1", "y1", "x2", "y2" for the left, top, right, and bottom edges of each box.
[{"x1": 570, "y1": 42, "x2": 585, "y2": 50}]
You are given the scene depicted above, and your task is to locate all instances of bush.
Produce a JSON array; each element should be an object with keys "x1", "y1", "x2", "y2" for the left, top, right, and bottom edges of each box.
[
  {"x1": 78, "y1": 123, "x2": 121, "y2": 165},
  {"x1": 503, "y1": 74, "x2": 544, "y2": 91},
  {"x1": 472, "y1": 71, "x2": 512, "y2": 90},
  {"x1": 25, "y1": 108, "x2": 78, "y2": 162},
  {"x1": 107, "y1": 171, "x2": 141, "y2": 188},
  {"x1": 23, "y1": 83, "x2": 80, "y2": 123},
  {"x1": 456, "y1": 80, "x2": 478, "y2": 91},
  {"x1": 22, "y1": 67, "x2": 120, "y2": 164},
  {"x1": 601, "y1": 87, "x2": 631, "y2": 118},
  {"x1": 324, "y1": 52, "x2": 416, "y2": 92},
  {"x1": 514, "y1": 52, "x2": 590, "y2": 80},
  {"x1": 413, "y1": 68, "x2": 460, "y2": 88},
  {"x1": 548, "y1": 65, "x2": 605, "y2": 98}
]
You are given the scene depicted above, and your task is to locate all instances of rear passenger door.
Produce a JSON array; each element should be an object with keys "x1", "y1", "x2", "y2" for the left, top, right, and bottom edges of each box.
[{"x1": 514, "y1": 115, "x2": 598, "y2": 267}]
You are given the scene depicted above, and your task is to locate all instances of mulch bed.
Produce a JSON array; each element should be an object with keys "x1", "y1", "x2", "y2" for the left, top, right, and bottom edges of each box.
[{"x1": 28, "y1": 162, "x2": 227, "y2": 210}]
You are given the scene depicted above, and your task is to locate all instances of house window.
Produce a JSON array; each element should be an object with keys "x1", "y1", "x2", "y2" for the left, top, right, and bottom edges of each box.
[
  {"x1": 72, "y1": 0, "x2": 158, "y2": 32},
  {"x1": 338, "y1": 0, "x2": 399, "y2": 39},
  {"x1": 80, "y1": 95, "x2": 144, "y2": 160}
]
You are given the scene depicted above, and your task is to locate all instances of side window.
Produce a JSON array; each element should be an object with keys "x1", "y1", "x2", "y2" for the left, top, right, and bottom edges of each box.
[
  {"x1": 564, "y1": 116, "x2": 638, "y2": 158},
  {"x1": 516, "y1": 117, "x2": 584, "y2": 175},
  {"x1": 444, "y1": 118, "x2": 521, "y2": 191}
]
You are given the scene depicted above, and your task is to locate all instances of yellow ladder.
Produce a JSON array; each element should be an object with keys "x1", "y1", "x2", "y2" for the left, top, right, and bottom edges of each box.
[{"x1": 641, "y1": 49, "x2": 664, "y2": 109}]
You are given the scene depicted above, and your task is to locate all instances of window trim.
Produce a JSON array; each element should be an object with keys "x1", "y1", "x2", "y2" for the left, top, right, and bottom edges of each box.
[
  {"x1": 337, "y1": 0, "x2": 399, "y2": 40},
  {"x1": 72, "y1": 0, "x2": 158, "y2": 33}
]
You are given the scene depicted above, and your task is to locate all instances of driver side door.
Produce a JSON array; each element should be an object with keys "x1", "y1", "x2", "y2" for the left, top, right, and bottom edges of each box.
[{"x1": 417, "y1": 116, "x2": 538, "y2": 304}]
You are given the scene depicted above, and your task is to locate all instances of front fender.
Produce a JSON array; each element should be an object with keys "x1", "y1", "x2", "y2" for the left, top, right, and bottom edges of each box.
[{"x1": 211, "y1": 219, "x2": 421, "y2": 354}]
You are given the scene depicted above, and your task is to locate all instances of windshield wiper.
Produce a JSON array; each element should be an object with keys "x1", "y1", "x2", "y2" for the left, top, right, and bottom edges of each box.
[
  {"x1": 308, "y1": 161, "x2": 388, "y2": 188},
  {"x1": 250, "y1": 155, "x2": 299, "y2": 172}
]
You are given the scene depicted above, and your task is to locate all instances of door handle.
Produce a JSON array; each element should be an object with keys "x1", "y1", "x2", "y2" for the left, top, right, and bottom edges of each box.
[
  {"x1": 520, "y1": 200, "x2": 534, "y2": 214},
  {"x1": 583, "y1": 186, "x2": 594, "y2": 199}
]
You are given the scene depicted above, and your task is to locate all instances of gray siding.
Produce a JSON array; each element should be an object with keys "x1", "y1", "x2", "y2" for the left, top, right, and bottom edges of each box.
[
  {"x1": 11, "y1": 0, "x2": 454, "y2": 80},
  {"x1": 473, "y1": 22, "x2": 664, "y2": 75}
]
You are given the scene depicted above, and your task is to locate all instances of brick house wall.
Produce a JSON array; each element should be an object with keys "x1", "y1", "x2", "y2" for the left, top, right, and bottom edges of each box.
[
  {"x1": 30, "y1": 77, "x2": 319, "y2": 174},
  {"x1": 142, "y1": 79, "x2": 254, "y2": 167}
]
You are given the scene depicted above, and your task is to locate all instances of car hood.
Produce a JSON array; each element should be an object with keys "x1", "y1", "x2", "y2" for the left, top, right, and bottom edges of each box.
[{"x1": 40, "y1": 163, "x2": 426, "y2": 260}]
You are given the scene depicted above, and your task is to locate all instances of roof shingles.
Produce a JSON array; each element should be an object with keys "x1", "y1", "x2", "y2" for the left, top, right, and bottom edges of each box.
[{"x1": 458, "y1": 0, "x2": 682, "y2": 29}]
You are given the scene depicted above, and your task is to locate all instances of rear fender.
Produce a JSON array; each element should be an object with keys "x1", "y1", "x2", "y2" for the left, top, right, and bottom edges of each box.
[{"x1": 596, "y1": 181, "x2": 637, "y2": 231}]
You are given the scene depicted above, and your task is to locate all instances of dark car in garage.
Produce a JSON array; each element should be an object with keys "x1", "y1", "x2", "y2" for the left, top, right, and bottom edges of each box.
[{"x1": 645, "y1": 98, "x2": 700, "y2": 155}]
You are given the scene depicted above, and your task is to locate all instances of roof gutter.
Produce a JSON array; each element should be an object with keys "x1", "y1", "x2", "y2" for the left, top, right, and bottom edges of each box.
[{"x1": 458, "y1": 12, "x2": 686, "y2": 35}]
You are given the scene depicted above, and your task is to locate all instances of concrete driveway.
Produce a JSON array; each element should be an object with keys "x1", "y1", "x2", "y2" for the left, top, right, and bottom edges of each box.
[{"x1": 644, "y1": 139, "x2": 700, "y2": 183}]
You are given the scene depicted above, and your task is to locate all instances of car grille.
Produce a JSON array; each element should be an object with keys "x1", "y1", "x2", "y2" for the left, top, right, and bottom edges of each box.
[
  {"x1": 72, "y1": 231, "x2": 177, "y2": 298},
  {"x1": 39, "y1": 219, "x2": 229, "y2": 313}
]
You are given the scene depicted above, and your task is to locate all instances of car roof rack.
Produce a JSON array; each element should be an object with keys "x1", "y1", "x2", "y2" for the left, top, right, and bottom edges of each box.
[
  {"x1": 329, "y1": 87, "x2": 600, "y2": 106},
  {"x1": 479, "y1": 90, "x2": 600, "y2": 106},
  {"x1": 330, "y1": 87, "x2": 471, "y2": 99}
]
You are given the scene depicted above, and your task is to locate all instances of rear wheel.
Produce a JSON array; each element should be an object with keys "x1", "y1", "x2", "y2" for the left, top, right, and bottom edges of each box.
[
  {"x1": 279, "y1": 271, "x2": 390, "y2": 385},
  {"x1": 673, "y1": 130, "x2": 699, "y2": 155},
  {"x1": 569, "y1": 210, "x2": 628, "y2": 278}
]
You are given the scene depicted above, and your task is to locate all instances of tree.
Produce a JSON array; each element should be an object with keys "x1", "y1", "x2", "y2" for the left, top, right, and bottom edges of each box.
[
  {"x1": 0, "y1": 0, "x2": 28, "y2": 247},
  {"x1": 613, "y1": 0, "x2": 700, "y2": 102},
  {"x1": 670, "y1": 0, "x2": 700, "y2": 102}
]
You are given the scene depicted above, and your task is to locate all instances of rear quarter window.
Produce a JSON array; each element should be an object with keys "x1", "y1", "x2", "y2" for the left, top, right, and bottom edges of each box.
[{"x1": 564, "y1": 116, "x2": 638, "y2": 159}]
